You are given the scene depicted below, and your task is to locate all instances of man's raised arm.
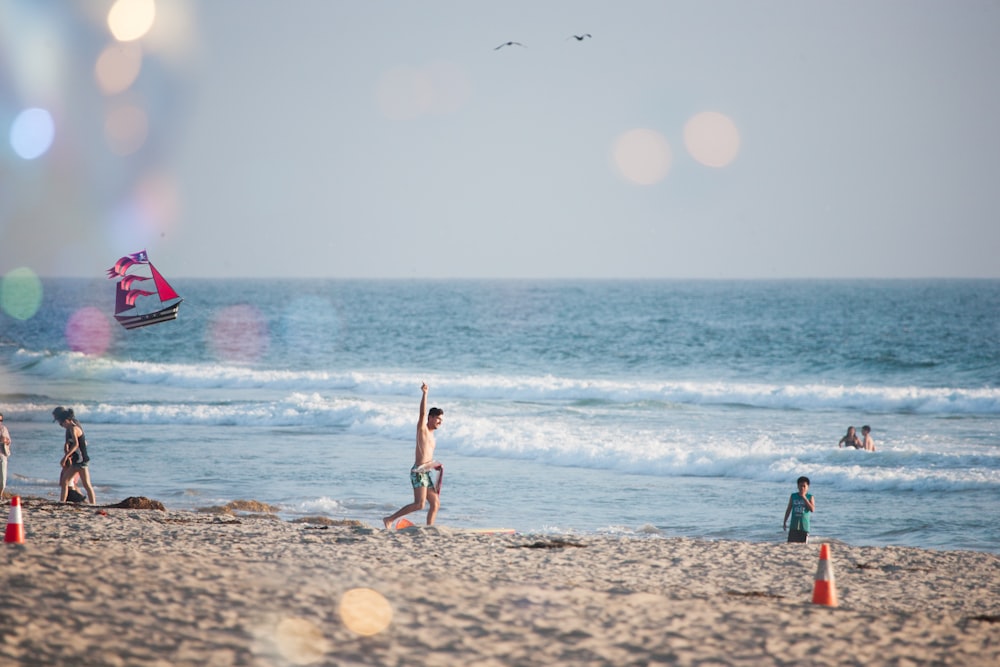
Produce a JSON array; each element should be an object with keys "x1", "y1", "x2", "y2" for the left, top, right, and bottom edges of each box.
[{"x1": 418, "y1": 382, "x2": 429, "y2": 427}]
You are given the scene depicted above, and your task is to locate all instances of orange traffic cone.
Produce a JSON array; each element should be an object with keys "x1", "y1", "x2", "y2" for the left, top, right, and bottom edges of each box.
[
  {"x1": 4, "y1": 496, "x2": 24, "y2": 544},
  {"x1": 811, "y1": 543, "x2": 838, "y2": 606}
]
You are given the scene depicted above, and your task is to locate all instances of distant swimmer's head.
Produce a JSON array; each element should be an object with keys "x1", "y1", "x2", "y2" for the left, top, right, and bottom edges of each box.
[
  {"x1": 52, "y1": 406, "x2": 74, "y2": 423},
  {"x1": 861, "y1": 425, "x2": 871, "y2": 434},
  {"x1": 427, "y1": 407, "x2": 444, "y2": 430},
  {"x1": 797, "y1": 476, "x2": 810, "y2": 490}
]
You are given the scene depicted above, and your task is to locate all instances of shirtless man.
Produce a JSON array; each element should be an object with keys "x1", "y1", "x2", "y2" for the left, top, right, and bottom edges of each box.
[
  {"x1": 861, "y1": 425, "x2": 876, "y2": 452},
  {"x1": 383, "y1": 383, "x2": 445, "y2": 528}
]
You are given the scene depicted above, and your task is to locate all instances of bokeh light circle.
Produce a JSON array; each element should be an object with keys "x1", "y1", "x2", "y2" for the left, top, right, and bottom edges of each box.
[
  {"x1": 108, "y1": 0, "x2": 156, "y2": 42},
  {"x1": 683, "y1": 111, "x2": 741, "y2": 168},
  {"x1": 105, "y1": 104, "x2": 149, "y2": 155},
  {"x1": 376, "y1": 66, "x2": 433, "y2": 121},
  {"x1": 0, "y1": 267, "x2": 44, "y2": 320},
  {"x1": 273, "y1": 617, "x2": 330, "y2": 665},
  {"x1": 65, "y1": 307, "x2": 113, "y2": 356},
  {"x1": 95, "y1": 41, "x2": 144, "y2": 95},
  {"x1": 375, "y1": 61, "x2": 470, "y2": 120},
  {"x1": 424, "y1": 60, "x2": 471, "y2": 115},
  {"x1": 339, "y1": 588, "x2": 393, "y2": 636},
  {"x1": 208, "y1": 304, "x2": 269, "y2": 363},
  {"x1": 9, "y1": 108, "x2": 55, "y2": 160},
  {"x1": 612, "y1": 128, "x2": 672, "y2": 185}
]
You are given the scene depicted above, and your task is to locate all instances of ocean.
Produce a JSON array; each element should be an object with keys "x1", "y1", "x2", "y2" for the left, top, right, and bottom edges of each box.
[{"x1": 1, "y1": 278, "x2": 998, "y2": 553}]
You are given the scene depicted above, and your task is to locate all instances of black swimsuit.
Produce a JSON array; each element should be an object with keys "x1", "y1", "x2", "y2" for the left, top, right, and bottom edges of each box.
[{"x1": 66, "y1": 426, "x2": 90, "y2": 466}]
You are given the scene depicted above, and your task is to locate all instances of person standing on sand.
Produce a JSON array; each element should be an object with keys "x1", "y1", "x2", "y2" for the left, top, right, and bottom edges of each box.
[
  {"x1": 783, "y1": 476, "x2": 815, "y2": 543},
  {"x1": 53, "y1": 407, "x2": 97, "y2": 505},
  {"x1": 838, "y1": 426, "x2": 862, "y2": 449},
  {"x1": 0, "y1": 413, "x2": 11, "y2": 499},
  {"x1": 861, "y1": 425, "x2": 876, "y2": 451},
  {"x1": 383, "y1": 383, "x2": 444, "y2": 529}
]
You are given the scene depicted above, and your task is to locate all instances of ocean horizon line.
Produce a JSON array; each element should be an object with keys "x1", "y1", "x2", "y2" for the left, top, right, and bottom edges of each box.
[{"x1": 23, "y1": 275, "x2": 1000, "y2": 282}]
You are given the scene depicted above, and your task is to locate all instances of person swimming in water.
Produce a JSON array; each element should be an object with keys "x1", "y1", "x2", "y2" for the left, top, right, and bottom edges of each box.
[
  {"x1": 838, "y1": 426, "x2": 862, "y2": 449},
  {"x1": 860, "y1": 425, "x2": 876, "y2": 451}
]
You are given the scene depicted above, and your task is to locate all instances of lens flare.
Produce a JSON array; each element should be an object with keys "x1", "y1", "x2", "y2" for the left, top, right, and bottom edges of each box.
[
  {"x1": 140, "y1": 0, "x2": 198, "y2": 64},
  {"x1": 376, "y1": 61, "x2": 470, "y2": 120},
  {"x1": 9, "y1": 108, "x2": 55, "y2": 160},
  {"x1": 339, "y1": 588, "x2": 393, "y2": 636},
  {"x1": 612, "y1": 128, "x2": 672, "y2": 185},
  {"x1": 107, "y1": 0, "x2": 156, "y2": 42},
  {"x1": 208, "y1": 304, "x2": 269, "y2": 363},
  {"x1": 105, "y1": 103, "x2": 149, "y2": 155},
  {"x1": 65, "y1": 307, "x2": 113, "y2": 356},
  {"x1": 140, "y1": 170, "x2": 180, "y2": 234},
  {"x1": 106, "y1": 171, "x2": 179, "y2": 251},
  {"x1": 683, "y1": 111, "x2": 741, "y2": 168},
  {"x1": 272, "y1": 617, "x2": 330, "y2": 665},
  {"x1": 95, "y1": 41, "x2": 144, "y2": 95},
  {"x1": 376, "y1": 66, "x2": 433, "y2": 121},
  {"x1": 0, "y1": 267, "x2": 44, "y2": 320}
]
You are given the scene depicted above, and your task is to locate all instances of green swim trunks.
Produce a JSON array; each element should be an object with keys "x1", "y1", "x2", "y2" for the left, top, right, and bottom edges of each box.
[{"x1": 410, "y1": 465, "x2": 434, "y2": 489}]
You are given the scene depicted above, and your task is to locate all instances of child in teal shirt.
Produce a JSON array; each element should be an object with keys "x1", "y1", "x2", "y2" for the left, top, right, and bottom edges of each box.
[{"x1": 783, "y1": 476, "x2": 815, "y2": 543}]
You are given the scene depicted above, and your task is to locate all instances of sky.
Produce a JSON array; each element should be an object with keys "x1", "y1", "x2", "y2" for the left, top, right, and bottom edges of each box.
[{"x1": 2, "y1": 0, "x2": 1000, "y2": 280}]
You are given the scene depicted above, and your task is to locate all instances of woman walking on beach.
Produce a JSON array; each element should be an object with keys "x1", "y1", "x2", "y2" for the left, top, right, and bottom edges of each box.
[
  {"x1": 0, "y1": 412, "x2": 11, "y2": 499},
  {"x1": 53, "y1": 407, "x2": 96, "y2": 504}
]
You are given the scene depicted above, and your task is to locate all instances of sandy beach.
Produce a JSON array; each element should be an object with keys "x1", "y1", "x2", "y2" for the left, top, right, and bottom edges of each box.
[{"x1": 0, "y1": 497, "x2": 997, "y2": 666}]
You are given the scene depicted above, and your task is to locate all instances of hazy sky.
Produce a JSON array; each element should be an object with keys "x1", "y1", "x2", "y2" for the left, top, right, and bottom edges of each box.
[{"x1": 3, "y1": 0, "x2": 1000, "y2": 279}]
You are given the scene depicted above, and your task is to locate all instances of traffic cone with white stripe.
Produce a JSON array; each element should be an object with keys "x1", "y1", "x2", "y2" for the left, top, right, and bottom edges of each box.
[
  {"x1": 4, "y1": 496, "x2": 24, "y2": 544},
  {"x1": 811, "y1": 543, "x2": 838, "y2": 606}
]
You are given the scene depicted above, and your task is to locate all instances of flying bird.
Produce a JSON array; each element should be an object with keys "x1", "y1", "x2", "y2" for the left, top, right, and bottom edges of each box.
[
  {"x1": 494, "y1": 41, "x2": 526, "y2": 50},
  {"x1": 568, "y1": 34, "x2": 592, "y2": 41}
]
